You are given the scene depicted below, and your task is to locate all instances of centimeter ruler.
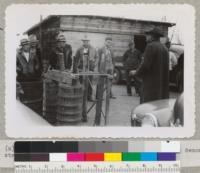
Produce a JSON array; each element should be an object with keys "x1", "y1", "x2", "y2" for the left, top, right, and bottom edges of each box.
[{"x1": 14, "y1": 161, "x2": 180, "y2": 173}]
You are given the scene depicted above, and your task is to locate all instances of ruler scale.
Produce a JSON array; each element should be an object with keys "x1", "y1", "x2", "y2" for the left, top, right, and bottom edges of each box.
[{"x1": 15, "y1": 161, "x2": 180, "y2": 173}]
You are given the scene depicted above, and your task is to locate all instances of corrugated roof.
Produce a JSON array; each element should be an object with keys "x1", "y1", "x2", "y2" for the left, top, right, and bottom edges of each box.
[{"x1": 25, "y1": 15, "x2": 175, "y2": 34}]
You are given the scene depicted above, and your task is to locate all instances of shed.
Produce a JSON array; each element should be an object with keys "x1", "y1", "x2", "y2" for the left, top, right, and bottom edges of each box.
[{"x1": 25, "y1": 15, "x2": 175, "y2": 60}]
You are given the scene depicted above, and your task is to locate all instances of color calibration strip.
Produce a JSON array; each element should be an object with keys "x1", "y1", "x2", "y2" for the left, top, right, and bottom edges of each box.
[
  {"x1": 15, "y1": 152, "x2": 176, "y2": 162},
  {"x1": 14, "y1": 141, "x2": 180, "y2": 153},
  {"x1": 14, "y1": 141, "x2": 179, "y2": 162}
]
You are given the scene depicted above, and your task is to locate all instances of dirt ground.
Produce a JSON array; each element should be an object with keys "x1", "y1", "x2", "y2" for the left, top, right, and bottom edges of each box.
[
  {"x1": 14, "y1": 84, "x2": 179, "y2": 128},
  {"x1": 82, "y1": 84, "x2": 179, "y2": 126}
]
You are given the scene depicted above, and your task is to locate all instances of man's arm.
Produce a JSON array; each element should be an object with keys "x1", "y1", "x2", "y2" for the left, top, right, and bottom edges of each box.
[{"x1": 123, "y1": 50, "x2": 128, "y2": 63}]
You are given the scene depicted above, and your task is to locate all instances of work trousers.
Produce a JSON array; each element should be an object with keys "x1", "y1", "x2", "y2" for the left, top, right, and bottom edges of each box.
[{"x1": 125, "y1": 69, "x2": 141, "y2": 95}]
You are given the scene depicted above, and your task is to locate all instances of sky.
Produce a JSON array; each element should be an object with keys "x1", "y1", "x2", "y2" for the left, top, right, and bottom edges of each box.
[{"x1": 5, "y1": 4, "x2": 195, "y2": 47}]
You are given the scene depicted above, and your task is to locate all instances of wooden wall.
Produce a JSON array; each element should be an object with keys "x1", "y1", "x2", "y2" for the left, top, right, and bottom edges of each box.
[
  {"x1": 61, "y1": 31, "x2": 133, "y2": 57},
  {"x1": 28, "y1": 15, "x2": 170, "y2": 59},
  {"x1": 60, "y1": 16, "x2": 168, "y2": 36},
  {"x1": 59, "y1": 16, "x2": 169, "y2": 57}
]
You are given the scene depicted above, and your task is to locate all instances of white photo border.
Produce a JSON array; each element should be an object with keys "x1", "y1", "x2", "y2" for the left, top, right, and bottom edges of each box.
[{"x1": 5, "y1": 4, "x2": 195, "y2": 138}]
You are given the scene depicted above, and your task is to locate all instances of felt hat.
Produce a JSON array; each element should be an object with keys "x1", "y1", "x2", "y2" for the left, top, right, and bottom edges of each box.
[
  {"x1": 145, "y1": 27, "x2": 164, "y2": 37},
  {"x1": 20, "y1": 38, "x2": 30, "y2": 46},
  {"x1": 29, "y1": 34, "x2": 38, "y2": 46},
  {"x1": 82, "y1": 35, "x2": 90, "y2": 41}
]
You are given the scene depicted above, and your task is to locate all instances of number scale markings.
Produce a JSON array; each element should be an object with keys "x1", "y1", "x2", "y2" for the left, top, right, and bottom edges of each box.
[{"x1": 15, "y1": 161, "x2": 180, "y2": 173}]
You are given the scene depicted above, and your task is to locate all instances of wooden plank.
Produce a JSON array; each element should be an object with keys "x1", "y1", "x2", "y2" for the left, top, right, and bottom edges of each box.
[
  {"x1": 94, "y1": 76, "x2": 105, "y2": 125},
  {"x1": 82, "y1": 76, "x2": 88, "y2": 122},
  {"x1": 105, "y1": 77, "x2": 111, "y2": 125},
  {"x1": 44, "y1": 70, "x2": 75, "y2": 84}
]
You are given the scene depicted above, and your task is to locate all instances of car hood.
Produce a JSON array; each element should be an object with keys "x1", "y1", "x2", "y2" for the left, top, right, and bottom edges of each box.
[{"x1": 134, "y1": 98, "x2": 176, "y2": 115}]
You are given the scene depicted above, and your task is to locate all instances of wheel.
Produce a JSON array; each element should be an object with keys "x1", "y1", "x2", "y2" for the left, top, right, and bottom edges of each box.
[
  {"x1": 113, "y1": 68, "x2": 121, "y2": 84},
  {"x1": 176, "y1": 71, "x2": 183, "y2": 93}
]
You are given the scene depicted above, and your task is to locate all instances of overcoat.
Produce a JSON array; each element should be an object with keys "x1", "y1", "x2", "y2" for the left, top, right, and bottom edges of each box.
[{"x1": 136, "y1": 40, "x2": 169, "y2": 103}]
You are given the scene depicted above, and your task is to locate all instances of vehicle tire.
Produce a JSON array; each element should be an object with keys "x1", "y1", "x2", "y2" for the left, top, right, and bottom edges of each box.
[
  {"x1": 176, "y1": 71, "x2": 183, "y2": 93},
  {"x1": 113, "y1": 68, "x2": 121, "y2": 84}
]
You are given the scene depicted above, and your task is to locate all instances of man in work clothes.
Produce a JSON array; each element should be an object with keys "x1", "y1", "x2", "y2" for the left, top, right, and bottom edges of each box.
[
  {"x1": 130, "y1": 27, "x2": 169, "y2": 103},
  {"x1": 49, "y1": 34, "x2": 72, "y2": 70},
  {"x1": 123, "y1": 40, "x2": 142, "y2": 96},
  {"x1": 17, "y1": 38, "x2": 40, "y2": 82},
  {"x1": 94, "y1": 36, "x2": 115, "y2": 125},
  {"x1": 74, "y1": 35, "x2": 98, "y2": 122},
  {"x1": 98, "y1": 36, "x2": 116, "y2": 99}
]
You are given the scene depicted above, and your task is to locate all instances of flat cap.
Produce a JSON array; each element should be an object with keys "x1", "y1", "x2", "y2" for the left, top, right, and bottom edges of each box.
[
  {"x1": 105, "y1": 36, "x2": 112, "y2": 41},
  {"x1": 56, "y1": 34, "x2": 66, "y2": 42}
]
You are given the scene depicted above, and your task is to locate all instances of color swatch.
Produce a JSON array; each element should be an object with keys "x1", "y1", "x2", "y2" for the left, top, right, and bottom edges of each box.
[{"x1": 14, "y1": 141, "x2": 179, "y2": 162}]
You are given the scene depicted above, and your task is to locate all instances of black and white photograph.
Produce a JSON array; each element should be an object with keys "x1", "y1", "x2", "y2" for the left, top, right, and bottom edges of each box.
[{"x1": 5, "y1": 4, "x2": 195, "y2": 138}]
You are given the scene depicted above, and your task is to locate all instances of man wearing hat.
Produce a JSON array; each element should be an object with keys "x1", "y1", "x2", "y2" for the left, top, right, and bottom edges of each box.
[
  {"x1": 49, "y1": 34, "x2": 72, "y2": 70},
  {"x1": 74, "y1": 35, "x2": 98, "y2": 122},
  {"x1": 98, "y1": 36, "x2": 116, "y2": 99},
  {"x1": 16, "y1": 38, "x2": 40, "y2": 82},
  {"x1": 74, "y1": 35, "x2": 98, "y2": 73},
  {"x1": 130, "y1": 27, "x2": 169, "y2": 103},
  {"x1": 123, "y1": 39, "x2": 142, "y2": 96}
]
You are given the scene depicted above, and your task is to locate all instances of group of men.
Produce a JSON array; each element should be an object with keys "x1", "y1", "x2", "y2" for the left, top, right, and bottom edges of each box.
[
  {"x1": 16, "y1": 33, "x2": 116, "y2": 105},
  {"x1": 17, "y1": 27, "x2": 171, "y2": 106}
]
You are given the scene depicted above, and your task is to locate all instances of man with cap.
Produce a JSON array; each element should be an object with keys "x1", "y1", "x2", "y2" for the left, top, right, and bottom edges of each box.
[
  {"x1": 74, "y1": 35, "x2": 98, "y2": 122},
  {"x1": 130, "y1": 27, "x2": 169, "y2": 103},
  {"x1": 49, "y1": 34, "x2": 72, "y2": 70},
  {"x1": 16, "y1": 38, "x2": 40, "y2": 82},
  {"x1": 97, "y1": 36, "x2": 116, "y2": 99},
  {"x1": 123, "y1": 39, "x2": 142, "y2": 96}
]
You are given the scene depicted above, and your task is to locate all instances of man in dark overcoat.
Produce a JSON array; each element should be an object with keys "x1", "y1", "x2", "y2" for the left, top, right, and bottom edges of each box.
[{"x1": 130, "y1": 27, "x2": 169, "y2": 103}]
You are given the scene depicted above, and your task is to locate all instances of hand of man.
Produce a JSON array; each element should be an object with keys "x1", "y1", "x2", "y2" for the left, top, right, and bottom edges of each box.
[{"x1": 129, "y1": 70, "x2": 137, "y2": 76}]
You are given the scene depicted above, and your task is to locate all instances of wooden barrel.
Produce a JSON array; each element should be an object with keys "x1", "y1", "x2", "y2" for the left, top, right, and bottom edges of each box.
[
  {"x1": 56, "y1": 83, "x2": 83, "y2": 123},
  {"x1": 19, "y1": 80, "x2": 43, "y2": 115},
  {"x1": 43, "y1": 79, "x2": 58, "y2": 124}
]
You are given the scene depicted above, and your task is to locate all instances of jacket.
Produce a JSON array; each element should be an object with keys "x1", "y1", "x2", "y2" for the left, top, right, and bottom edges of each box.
[
  {"x1": 16, "y1": 49, "x2": 40, "y2": 81},
  {"x1": 123, "y1": 48, "x2": 142, "y2": 70},
  {"x1": 98, "y1": 46, "x2": 115, "y2": 74},
  {"x1": 74, "y1": 45, "x2": 98, "y2": 72}
]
